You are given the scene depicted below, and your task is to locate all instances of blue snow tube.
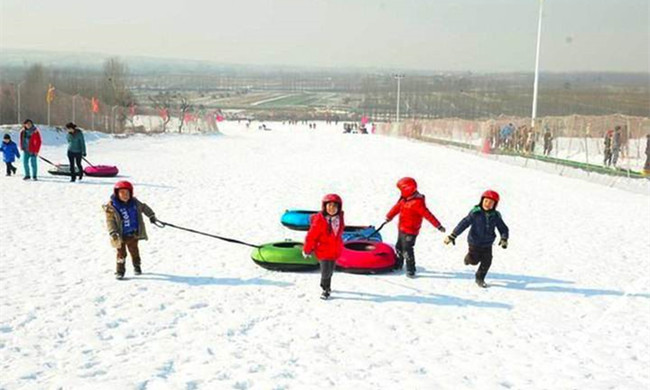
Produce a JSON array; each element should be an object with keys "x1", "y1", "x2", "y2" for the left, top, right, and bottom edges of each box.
[
  {"x1": 280, "y1": 210, "x2": 317, "y2": 231},
  {"x1": 342, "y1": 225, "x2": 382, "y2": 242}
]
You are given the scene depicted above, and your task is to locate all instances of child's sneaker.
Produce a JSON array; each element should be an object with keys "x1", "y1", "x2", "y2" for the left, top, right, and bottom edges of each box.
[
  {"x1": 320, "y1": 289, "x2": 330, "y2": 300},
  {"x1": 475, "y1": 278, "x2": 488, "y2": 288}
]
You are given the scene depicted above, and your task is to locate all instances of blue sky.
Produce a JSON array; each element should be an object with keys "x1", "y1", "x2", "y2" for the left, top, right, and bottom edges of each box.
[{"x1": 1, "y1": 0, "x2": 648, "y2": 72}]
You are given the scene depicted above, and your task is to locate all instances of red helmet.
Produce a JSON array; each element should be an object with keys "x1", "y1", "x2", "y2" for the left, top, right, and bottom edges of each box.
[
  {"x1": 114, "y1": 180, "x2": 134, "y2": 196},
  {"x1": 397, "y1": 177, "x2": 417, "y2": 197},
  {"x1": 321, "y1": 193, "x2": 342, "y2": 213},
  {"x1": 481, "y1": 189, "x2": 500, "y2": 203}
]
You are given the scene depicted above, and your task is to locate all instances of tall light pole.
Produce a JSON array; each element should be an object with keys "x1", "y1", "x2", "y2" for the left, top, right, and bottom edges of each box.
[
  {"x1": 16, "y1": 82, "x2": 24, "y2": 124},
  {"x1": 111, "y1": 105, "x2": 119, "y2": 134},
  {"x1": 393, "y1": 74, "x2": 405, "y2": 123},
  {"x1": 531, "y1": 0, "x2": 544, "y2": 129},
  {"x1": 72, "y1": 94, "x2": 79, "y2": 123}
]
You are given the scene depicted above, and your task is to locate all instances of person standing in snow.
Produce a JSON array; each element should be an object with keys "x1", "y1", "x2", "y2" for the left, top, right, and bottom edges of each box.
[
  {"x1": 1, "y1": 133, "x2": 20, "y2": 176},
  {"x1": 644, "y1": 134, "x2": 650, "y2": 173},
  {"x1": 603, "y1": 130, "x2": 613, "y2": 167},
  {"x1": 103, "y1": 181, "x2": 158, "y2": 279},
  {"x1": 19, "y1": 119, "x2": 41, "y2": 180},
  {"x1": 385, "y1": 177, "x2": 446, "y2": 277},
  {"x1": 543, "y1": 126, "x2": 553, "y2": 156},
  {"x1": 443, "y1": 190, "x2": 509, "y2": 288},
  {"x1": 65, "y1": 122, "x2": 86, "y2": 182},
  {"x1": 303, "y1": 194, "x2": 345, "y2": 300},
  {"x1": 612, "y1": 126, "x2": 622, "y2": 167}
]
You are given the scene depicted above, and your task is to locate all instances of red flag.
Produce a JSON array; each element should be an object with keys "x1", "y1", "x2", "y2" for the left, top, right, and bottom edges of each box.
[
  {"x1": 216, "y1": 115, "x2": 224, "y2": 122},
  {"x1": 159, "y1": 108, "x2": 168, "y2": 121},
  {"x1": 183, "y1": 112, "x2": 194, "y2": 123},
  {"x1": 91, "y1": 97, "x2": 100, "y2": 113}
]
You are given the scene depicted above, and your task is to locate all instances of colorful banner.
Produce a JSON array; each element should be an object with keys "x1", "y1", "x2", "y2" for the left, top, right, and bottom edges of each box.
[
  {"x1": 91, "y1": 97, "x2": 100, "y2": 113},
  {"x1": 46, "y1": 84, "x2": 56, "y2": 104},
  {"x1": 159, "y1": 108, "x2": 169, "y2": 121}
]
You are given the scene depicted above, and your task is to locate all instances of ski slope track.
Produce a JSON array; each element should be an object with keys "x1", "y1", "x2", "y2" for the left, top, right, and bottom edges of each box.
[{"x1": 1, "y1": 122, "x2": 649, "y2": 389}]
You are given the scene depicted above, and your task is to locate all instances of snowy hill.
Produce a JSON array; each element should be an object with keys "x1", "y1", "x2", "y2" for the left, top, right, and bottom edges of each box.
[{"x1": 1, "y1": 122, "x2": 648, "y2": 389}]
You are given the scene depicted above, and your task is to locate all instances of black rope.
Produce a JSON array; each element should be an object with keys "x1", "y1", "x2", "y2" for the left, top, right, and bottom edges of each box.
[
  {"x1": 155, "y1": 220, "x2": 260, "y2": 248},
  {"x1": 38, "y1": 156, "x2": 57, "y2": 167},
  {"x1": 363, "y1": 221, "x2": 387, "y2": 239},
  {"x1": 82, "y1": 157, "x2": 95, "y2": 167}
]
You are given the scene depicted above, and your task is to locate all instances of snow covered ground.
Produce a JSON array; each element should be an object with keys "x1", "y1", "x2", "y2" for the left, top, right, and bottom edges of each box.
[{"x1": 1, "y1": 122, "x2": 649, "y2": 389}]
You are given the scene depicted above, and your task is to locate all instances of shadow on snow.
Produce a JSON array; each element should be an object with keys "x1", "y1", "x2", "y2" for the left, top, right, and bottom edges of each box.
[
  {"x1": 136, "y1": 272, "x2": 292, "y2": 287},
  {"x1": 418, "y1": 269, "x2": 650, "y2": 299}
]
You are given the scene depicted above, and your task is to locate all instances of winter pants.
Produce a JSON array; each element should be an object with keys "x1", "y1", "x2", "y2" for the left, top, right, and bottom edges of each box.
[
  {"x1": 603, "y1": 150, "x2": 612, "y2": 166},
  {"x1": 116, "y1": 235, "x2": 141, "y2": 266},
  {"x1": 543, "y1": 141, "x2": 552, "y2": 156},
  {"x1": 22, "y1": 153, "x2": 37, "y2": 178},
  {"x1": 320, "y1": 260, "x2": 336, "y2": 291},
  {"x1": 612, "y1": 148, "x2": 620, "y2": 166},
  {"x1": 5, "y1": 162, "x2": 16, "y2": 175},
  {"x1": 395, "y1": 232, "x2": 417, "y2": 272},
  {"x1": 67, "y1": 151, "x2": 83, "y2": 180},
  {"x1": 464, "y1": 246, "x2": 493, "y2": 281}
]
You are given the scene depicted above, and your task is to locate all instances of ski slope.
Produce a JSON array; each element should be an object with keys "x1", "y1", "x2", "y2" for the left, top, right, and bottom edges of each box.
[{"x1": 1, "y1": 122, "x2": 649, "y2": 390}]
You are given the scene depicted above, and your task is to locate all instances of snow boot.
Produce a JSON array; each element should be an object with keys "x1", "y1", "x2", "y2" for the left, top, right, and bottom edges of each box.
[
  {"x1": 133, "y1": 261, "x2": 142, "y2": 275},
  {"x1": 23, "y1": 176, "x2": 30, "y2": 180},
  {"x1": 406, "y1": 260, "x2": 416, "y2": 278},
  {"x1": 115, "y1": 260, "x2": 125, "y2": 280},
  {"x1": 320, "y1": 289, "x2": 330, "y2": 300},
  {"x1": 475, "y1": 278, "x2": 488, "y2": 288}
]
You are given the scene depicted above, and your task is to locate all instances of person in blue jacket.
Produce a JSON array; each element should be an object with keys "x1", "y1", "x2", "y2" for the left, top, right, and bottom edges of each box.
[
  {"x1": 1, "y1": 134, "x2": 20, "y2": 176},
  {"x1": 444, "y1": 190, "x2": 509, "y2": 288}
]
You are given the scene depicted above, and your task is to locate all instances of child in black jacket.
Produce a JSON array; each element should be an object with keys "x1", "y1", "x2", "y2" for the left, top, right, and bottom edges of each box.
[{"x1": 444, "y1": 190, "x2": 509, "y2": 288}]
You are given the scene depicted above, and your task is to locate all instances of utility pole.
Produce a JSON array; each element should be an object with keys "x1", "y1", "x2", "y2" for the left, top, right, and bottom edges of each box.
[
  {"x1": 393, "y1": 74, "x2": 405, "y2": 123},
  {"x1": 16, "y1": 82, "x2": 24, "y2": 124},
  {"x1": 111, "y1": 106, "x2": 119, "y2": 134},
  {"x1": 72, "y1": 94, "x2": 79, "y2": 123}
]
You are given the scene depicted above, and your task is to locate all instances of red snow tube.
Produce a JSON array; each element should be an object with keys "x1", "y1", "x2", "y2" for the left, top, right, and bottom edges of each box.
[
  {"x1": 84, "y1": 165, "x2": 119, "y2": 177},
  {"x1": 336, "y1": 241, "x2": 396, "y2": 274}
]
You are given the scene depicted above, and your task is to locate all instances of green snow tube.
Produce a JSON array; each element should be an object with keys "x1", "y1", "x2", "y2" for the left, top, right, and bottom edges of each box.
[{"x1": 251, "y1": 241, "x2": 319, "y2": 272}]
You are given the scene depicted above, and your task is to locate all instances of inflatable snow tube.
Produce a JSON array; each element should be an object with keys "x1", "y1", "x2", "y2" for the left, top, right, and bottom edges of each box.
[
  {"x1": 48, "y1": 164, "x2": 73, "y2": 176},
  {"x1": 342, "y1": 225, "x2": 382, "y2": 242},
  {"x1": 280, "y1": 210, "x2": 317, "y2": 231},
  {"x1": 84, "y1": 165, "x2": 119, "y2": 177},
  {"x1": 251, "y1": 241, "x2": 319, "y2": 272},
  {"x1": 336, "y1": 241, "x2": 396, "y2": 274}
]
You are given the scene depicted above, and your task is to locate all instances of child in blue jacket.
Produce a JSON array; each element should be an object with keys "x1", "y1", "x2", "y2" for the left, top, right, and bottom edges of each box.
[
  {"x1": 444, "y1": 190, "x2": 509, "y2": 288},
  {"x1": 1, "y1": 134, "x2": 20, "y2": 176}
]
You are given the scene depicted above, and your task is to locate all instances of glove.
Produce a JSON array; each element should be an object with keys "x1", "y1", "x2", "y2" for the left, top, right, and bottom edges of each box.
[
  {"x1": 499, "y1": 238, "x2": 508, "y2": 249},
  {"x1": 83, "y1": 153, "x2": 87, "y2": 157},
  {"x1": 110, "y1": 232, "x2": 120, "y2": 241},
  {"x1": 149, "y1": 216, "x2": 158, "y2": 224},
  {"x1": 437, "y1": 225, "x2": 446, "y2": 233},
  {"x1": 443, "y1": 234, "x2": 456, "y2": 246},
  {"x1": 302, "y1": 251, "x2": 310, "y2": 259}
]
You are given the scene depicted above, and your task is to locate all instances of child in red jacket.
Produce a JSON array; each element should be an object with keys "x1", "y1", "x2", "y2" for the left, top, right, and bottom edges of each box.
[
  {"x1": 303, "y1": 194, "x2": 345, "y2": 300},
  {"x1": 386, "y1": 177, "x2": 446, "y2": 277}
]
